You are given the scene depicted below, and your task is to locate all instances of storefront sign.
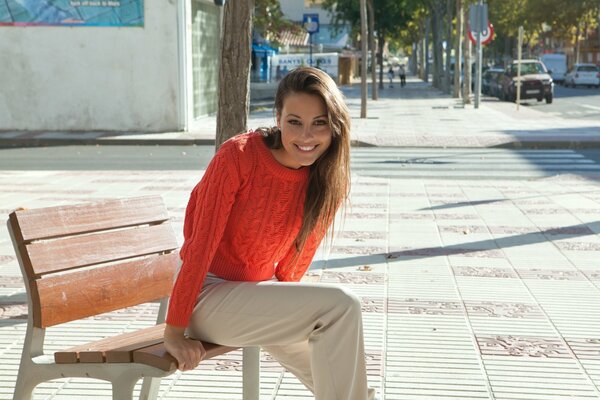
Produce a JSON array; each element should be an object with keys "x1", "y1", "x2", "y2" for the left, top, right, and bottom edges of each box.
[
  {"x1": 272, "y1": 53, "x2": 339, "y2": 79},
  {"x1": 0, "y1": 0, "x2": 144, "y2": 27}
]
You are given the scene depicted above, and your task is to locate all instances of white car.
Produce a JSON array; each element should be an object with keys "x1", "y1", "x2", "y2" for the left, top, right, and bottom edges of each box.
[{"x1": 564, "y1": 63, "x2": 600, "y2": 88}]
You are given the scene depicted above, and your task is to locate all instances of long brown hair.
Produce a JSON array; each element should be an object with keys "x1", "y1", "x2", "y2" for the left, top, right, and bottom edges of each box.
[{"x1": 259, "y1": 67, "x2": 351, "y2": 252}]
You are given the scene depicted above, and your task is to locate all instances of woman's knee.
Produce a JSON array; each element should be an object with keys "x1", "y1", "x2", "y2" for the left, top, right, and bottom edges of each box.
[{"x1": 320, "y1": 285, "x2": 362, "y2": 316}]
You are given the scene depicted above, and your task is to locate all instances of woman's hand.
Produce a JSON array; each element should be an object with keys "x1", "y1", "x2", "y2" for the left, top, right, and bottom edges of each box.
[{"x1": 164, "y1": 324, "x2": 206, "y2": 371}]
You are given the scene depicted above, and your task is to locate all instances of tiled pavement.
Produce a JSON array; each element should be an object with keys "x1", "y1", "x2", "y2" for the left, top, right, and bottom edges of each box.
[{"x1": 2, "y1": 168, "x2": 600, "y2": 399}]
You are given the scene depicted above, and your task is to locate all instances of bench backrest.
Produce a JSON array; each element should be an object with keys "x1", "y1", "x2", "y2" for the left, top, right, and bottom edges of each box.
[{"x1": 8, "y1": 196, "x2": 179, "y2": 329}]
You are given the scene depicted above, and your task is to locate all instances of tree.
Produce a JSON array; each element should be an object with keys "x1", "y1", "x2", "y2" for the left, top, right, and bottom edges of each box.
[
  {"x1": 216, "y1": 0, "x2": 255, "y2": 149},
  {"x1": 322, "y1": 0, "x2": 414, "y2": 90},
  {"x1": 216, "y1": 0, "x2": 301, "y2": 149},
  {"x1": 253, "y1": 0, "x2": 303, "y2": 48}
]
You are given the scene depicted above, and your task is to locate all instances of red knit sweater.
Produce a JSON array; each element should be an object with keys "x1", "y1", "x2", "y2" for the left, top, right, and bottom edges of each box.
[{"x1": 166, "y1": 132, "x2": 327, "y2": 327}]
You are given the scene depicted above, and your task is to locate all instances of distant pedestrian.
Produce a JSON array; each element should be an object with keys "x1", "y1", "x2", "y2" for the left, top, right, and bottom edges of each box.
[
  {"x1": 164, "y1": 67, "x2": 375, "y2": 400},
  {"x1": 387, "y1": 66, "x2": 395, "y2": 88},
  {"x1": 399, "y1": 64, "x2": 406, "y2": 87}
]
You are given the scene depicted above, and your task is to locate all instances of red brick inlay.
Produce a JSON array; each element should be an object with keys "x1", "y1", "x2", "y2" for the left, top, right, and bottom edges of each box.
[
  {"x1": 322, "y1": 271, "x2": 385, "y2": 285},
  {"x1": 582, "y1": 270, "x2": 600, "y2": 280},
  {"x1": 0, "y1": 255, "x2": 15, "y2": 265},
  {"x1": 557, "y1": 242, "x2": 600, "y2": 251},
  {"x1": 517, "y1": 268, "x2": 584, "y2": 280},
  {"x1": 388, "y1": 298, "x2": 463, "y2": 315},
  {"x1": 452, "y1": 266, "x2": 517, "y2": 278},
  {"x1": 346, "y1": 213, "x2": 387, "y2": 219},
  {"x1": 439, "y1": 225, "x2": 488, "y2": 234},
  {"x1": 360, "y1": 297, "x2": 385, "y2": 313},
  {"x1": 390, "y1": 247, "x2": 503, "y2": 258},
  {"x1": 332, "y1": 246, "x2": 386, "y2": 255},
  {"x1": 0, "y1": 302, "x2": 28, "y2": 320},
  {"x1": 465, "y1": 301, "x2": 543, "y2": 319},
  {"x1": 340, "y1": 231, "x2": 386, "y2": 240},
  {"x1": 0, "y1": 276, "x2": 24, "y2": 287},
  {"x1": 477, "y1": 335, "x2": 570, "y2": 358}
]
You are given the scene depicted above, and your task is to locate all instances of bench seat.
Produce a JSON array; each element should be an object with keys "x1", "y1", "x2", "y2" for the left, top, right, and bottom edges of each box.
[{"x1": 54, "y1": 323, "x2": 237, "y2": 371}]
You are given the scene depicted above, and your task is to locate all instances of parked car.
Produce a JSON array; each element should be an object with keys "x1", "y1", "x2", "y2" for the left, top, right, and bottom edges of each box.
[
  {"x1": 482, "y1": 67, "x2": 504, "y2": 97},
  {"x1": 500, "y1": 59, "x2": 554, "y2": 104},
  {"x1": 564, "y1": 64, "x2": 600, "y2": 88}
]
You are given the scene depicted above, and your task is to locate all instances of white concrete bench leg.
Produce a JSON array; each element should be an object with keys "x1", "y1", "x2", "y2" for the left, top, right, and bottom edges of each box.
[
  {"x1": 111, "y1": 374, "x2": 139, "y2": 400},
  {"x1": 242, "y1": 346, "x2": 260, "y2": 400},
  {"x1": 139, "y1": 377, "x2": 161, "y2": 400}
]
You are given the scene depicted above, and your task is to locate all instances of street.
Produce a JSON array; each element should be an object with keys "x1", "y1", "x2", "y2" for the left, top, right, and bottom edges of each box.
[
  {"x1": 485, "y1": 84, "x2": 600, "y2": 120},
  {"x1": 3, "y1": 145, "x2": 600, "y2": 181}
]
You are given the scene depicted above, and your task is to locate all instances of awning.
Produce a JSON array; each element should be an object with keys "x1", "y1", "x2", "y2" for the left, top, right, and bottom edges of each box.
[{"x1": 252, "y1": 43, "x2": 278, "y2": 56}]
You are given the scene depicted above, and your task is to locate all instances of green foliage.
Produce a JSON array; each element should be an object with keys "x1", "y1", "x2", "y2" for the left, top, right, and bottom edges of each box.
[
  {"x1": 322, "y1": 0, "x2": 415, "y2": 46},
  {"x1": 254, "y1": 0, "x2": 302, "y2": 47}
]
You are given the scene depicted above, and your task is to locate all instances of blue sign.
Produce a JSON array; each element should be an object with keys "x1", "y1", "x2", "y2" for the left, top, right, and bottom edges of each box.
[{"x1": 302, "y1": 13, "x2": 319, "y2": 34}]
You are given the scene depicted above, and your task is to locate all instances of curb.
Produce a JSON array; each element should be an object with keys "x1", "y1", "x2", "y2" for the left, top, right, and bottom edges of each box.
[{"x1": 4, "y1": 138, "x2": 600, "y2": 149}]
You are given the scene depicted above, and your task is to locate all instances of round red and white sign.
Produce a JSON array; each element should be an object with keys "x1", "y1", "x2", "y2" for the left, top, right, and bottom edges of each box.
[{"x1": 468, "y1": 23, "x2": 494, "y2": 46}]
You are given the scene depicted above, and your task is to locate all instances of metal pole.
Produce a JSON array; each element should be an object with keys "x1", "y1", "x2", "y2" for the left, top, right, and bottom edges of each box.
[
  {"x1": 516, "y1": 26, "x2": 523, "y2": 110},
  {"x1": 474, "y1": 4, "x2": 482, "y2": 109},
  {"x1": 309, "y1": 33, "x2": 313, "y2": 66},
  {"x1": 360, "y1": 0, "x2": 367, "y2": 118}
]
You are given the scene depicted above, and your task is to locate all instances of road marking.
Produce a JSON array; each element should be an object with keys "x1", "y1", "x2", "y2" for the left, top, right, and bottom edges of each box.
[{"x1": 581, "y1": 104, "x2": 600, "y2": 111}]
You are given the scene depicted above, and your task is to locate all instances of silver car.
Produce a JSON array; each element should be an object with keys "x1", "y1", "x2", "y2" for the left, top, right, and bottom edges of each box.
[{"x1": 564, "y1": 63, "x2": 600, "y2": 88}]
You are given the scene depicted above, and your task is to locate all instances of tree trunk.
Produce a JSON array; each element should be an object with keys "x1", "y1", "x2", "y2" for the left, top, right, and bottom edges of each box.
[
  {"x1": 367, "y1": 0, "x2": 378, "y2": 100},
  {"x1": 574, "y1": 21, "x2": 581, "y2": 64},
  {"x1": 431, "y1": 1, "x2": 444, "y2": 89},
  {"x1": 453, "y1": 0, "x2": 462, "y2": 98},
  {"x1": 462, "y1": 11, "x2": 471, "y2": 104},
  {"x1": 418, "y1": 20, "x2": 425, "y2": 80},
  {"x1": 424, "y1": 18, "x2": 430, "y2": 83},
  {"x1": 444, "y1": 0, "x2": 453, "y2": 93},
  {"x1": 216, "y1": 0, "x2": 255, "y2": 150},
  {"x1": 378, "y1": 37, "x2": 385, "y2": 89},
  {"x1": 360, "y1": 0, "x2": 368, "y2": 118}
]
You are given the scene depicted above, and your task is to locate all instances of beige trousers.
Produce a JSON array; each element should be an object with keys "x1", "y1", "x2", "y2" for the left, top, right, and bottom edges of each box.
[{"x1": 186, "y1": 274, "x2": 371, "y2": 400}]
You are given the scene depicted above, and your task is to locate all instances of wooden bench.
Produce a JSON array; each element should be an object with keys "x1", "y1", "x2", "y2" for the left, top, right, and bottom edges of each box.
[{"x1": 8, "y1": 196, "x2": 260, "y2": 400}]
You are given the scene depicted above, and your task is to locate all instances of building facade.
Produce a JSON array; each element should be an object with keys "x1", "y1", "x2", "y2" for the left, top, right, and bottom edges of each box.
[{"x1": 0, "y1": 0, "x2": 221, "y2": 132}]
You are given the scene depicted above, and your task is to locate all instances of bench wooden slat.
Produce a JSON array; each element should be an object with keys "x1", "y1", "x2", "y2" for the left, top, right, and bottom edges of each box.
[
  {"x1": 26, "y1": 223, "x2": 178, "y2": 277},
  {"x1": 37, "y1": 253, "x2": 178, "y2": 328},
  {"x1": 133, "y1": 342, "x2": 237, "y2": 372},
  {"x1": 11, "y1": 196, "x2": 169, "y2": 242},
  {"x1": 55, "y1": 322, "x2": 237, "y2": 373},
  {"x1": 55, "y1": 324, "x2": 167, "y2": 364}
]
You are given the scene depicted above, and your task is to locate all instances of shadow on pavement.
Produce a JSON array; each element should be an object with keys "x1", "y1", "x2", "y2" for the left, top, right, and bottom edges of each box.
[{"x1": 318, "y1": 221, "x2": 600, "y2": 269}]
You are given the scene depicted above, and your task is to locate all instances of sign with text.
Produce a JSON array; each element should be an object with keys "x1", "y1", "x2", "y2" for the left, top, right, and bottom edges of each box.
[
  {"x1": 0, "y1": 0, "x2": 144, "y2": 27},
  {"x1": 272, "y1": 53, "x2": 338, "y2": 79},
  {"x1": 302, "y1": 13, "x2": 319, "y2": 34}
]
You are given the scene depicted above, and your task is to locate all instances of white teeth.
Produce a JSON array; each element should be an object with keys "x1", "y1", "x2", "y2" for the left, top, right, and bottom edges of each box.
[{"x1": 297, "y1": 145, "x2": 316, "y2": 152}]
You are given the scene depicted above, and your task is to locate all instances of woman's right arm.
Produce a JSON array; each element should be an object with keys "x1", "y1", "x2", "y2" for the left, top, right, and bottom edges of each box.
[
  {"x1": 164, "y1": 324, "x2": 206, "y2": 371},
  {"x1": 164, "y1": 140, "x2": 243, "y2": 365}
]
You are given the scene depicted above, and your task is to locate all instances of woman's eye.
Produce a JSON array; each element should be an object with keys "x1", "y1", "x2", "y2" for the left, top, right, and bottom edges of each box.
[
  {"x1": 288, "y1": 119, "x2": 301, "y2": 126},
  {"x1": 314, "y1": 120, "x2": 328, "y2": 126}
]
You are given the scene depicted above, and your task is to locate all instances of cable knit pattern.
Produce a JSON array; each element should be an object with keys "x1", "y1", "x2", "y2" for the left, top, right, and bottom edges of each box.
[{"x1": 167, "y1": 132, "x2": 327, "y2": 327}]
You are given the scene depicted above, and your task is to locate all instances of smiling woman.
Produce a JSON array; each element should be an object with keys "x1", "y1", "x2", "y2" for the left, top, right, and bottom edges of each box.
[{"x1": 165, "y1": 68, "x2": 375, "y2": 399}]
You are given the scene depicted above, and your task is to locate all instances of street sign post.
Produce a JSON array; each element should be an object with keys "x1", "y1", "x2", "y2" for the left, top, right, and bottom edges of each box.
[
  {"x1": 469, "y1": 2, "x2": 489, "y2": 109},
  {"x1": 303, "y1": 13, "x2": 319, "y2": 67},
  {"x1": 467, "y1": 23, "x2": 494, "y2": 46}
]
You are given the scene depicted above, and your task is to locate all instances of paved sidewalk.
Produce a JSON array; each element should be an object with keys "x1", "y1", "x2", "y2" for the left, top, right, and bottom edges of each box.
[
  {"x1": 1, "y1": 78, "x2": 599, "y2": 148},
  {"x1": 2, "y1": 78, "x2": 600, "y2": 399},
  {"x1": 2, "y1": 167, "x2": 600, "y2": 399}
]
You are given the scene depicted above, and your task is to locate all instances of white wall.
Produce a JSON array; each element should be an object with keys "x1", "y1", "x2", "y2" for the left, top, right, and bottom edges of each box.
[
  {"x1": 280, "y1": 0, "x2": 332, "y2": 24},
  {"x1": 0, "y1": 1, "x2": 181, "y2": 131}
]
